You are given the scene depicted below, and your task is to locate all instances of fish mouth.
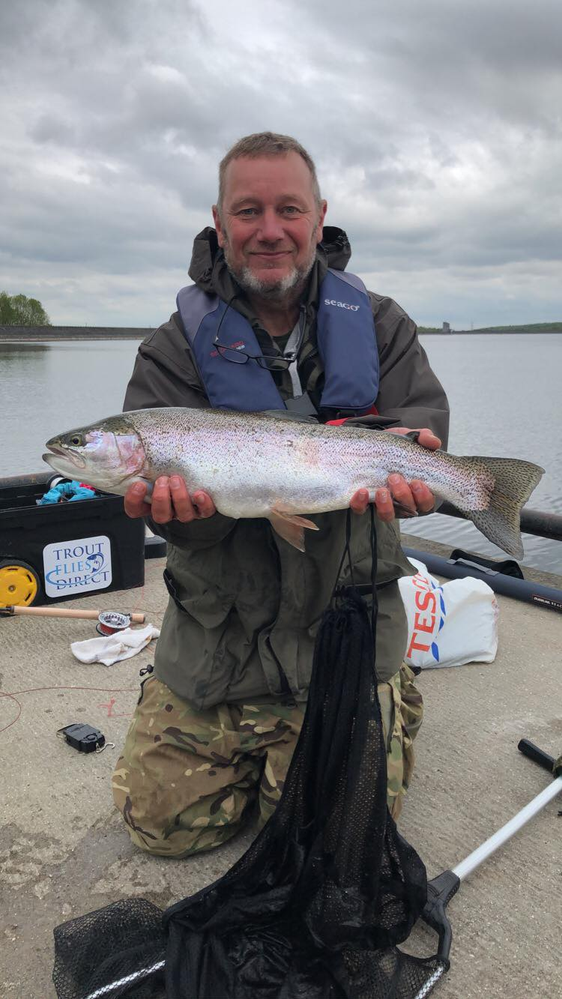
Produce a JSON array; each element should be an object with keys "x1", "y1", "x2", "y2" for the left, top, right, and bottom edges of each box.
[{"x1": 43, "y1": 445, "x2": 87, "y2": 470}]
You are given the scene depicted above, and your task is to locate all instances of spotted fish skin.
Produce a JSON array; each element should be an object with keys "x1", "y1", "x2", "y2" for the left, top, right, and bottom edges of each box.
[{"x1": 44, "y1": 407, "x2": 544, "y2": 558}]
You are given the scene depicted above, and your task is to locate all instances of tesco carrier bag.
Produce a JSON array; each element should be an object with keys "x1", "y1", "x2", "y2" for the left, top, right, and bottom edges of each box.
[{"x1": 398, "y1": 558, "x2": 499, "y2": 669}]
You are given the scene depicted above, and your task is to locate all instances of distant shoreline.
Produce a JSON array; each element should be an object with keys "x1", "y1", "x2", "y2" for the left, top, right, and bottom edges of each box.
[
  {"x1": 418, "y1": 323, "x2": 562, "y2": 335},
  {"x1": 418, "y1": 329, "x2": 562, "y2": 336},
  {"x1": 0, "y1": 323, "x2": 561, "y2": 343},
  {"x1": 0, "y1": 327, "x2": 150, "y2": 343},
  {"x1": 0, "y1": 334, "x2": 146, "y2": 342}
]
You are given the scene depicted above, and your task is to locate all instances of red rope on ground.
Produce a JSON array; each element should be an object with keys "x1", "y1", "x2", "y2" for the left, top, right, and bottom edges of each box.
[{"x1": 0, "y1": 685, "x2": 139, "y2": 736}]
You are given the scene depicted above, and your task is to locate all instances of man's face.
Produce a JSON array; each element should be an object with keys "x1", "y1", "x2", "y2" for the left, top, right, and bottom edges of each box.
[{"x1": 213, "y1": 152, "x2": 327, "y2": 300}]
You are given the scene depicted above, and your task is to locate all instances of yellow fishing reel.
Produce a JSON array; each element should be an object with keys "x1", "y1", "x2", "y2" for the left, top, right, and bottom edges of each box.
[{"x1": 0, "y1": 559, "x2": 40, "y2": 607}]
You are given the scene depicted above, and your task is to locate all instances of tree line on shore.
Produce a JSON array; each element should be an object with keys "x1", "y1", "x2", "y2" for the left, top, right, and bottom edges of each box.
[{"x1": 0, "y1": 292, "x2": 50, "y2": 326}]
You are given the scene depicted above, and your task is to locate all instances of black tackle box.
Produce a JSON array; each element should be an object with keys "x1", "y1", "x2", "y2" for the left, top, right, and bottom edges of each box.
[{"x1": 0, "y1": 473, "x2": 145, "y2": 606}]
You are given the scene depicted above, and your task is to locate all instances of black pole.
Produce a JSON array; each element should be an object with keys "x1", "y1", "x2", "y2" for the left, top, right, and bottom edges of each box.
[
  {"x1": 402, "y1": 547, "x2": 562, "y2": 613},
  {"x1": 436, "y1": 502, "x2": 562, "y2": 543}
]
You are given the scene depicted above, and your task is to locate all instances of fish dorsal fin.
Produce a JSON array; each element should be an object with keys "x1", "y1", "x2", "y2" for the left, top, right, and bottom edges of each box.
[{"x1": 269, "y1": 507, "x2": 319, "y2": 552}]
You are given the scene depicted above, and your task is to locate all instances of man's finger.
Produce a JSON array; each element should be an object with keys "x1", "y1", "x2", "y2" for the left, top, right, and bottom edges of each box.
[
  {"x1": 388, "y1": 474, "x2": 417, "y2": 515},
  {"x1": 416, "y1": 428, "x2": 441, "y2": 450},
  {"x1": 151, "y1": 476, "x2": 176, "y2": 523},
  {"x1": 388, "y1": 427, "x2": 441, "y2": 450},
  {"x1": 124, "y1": 481, "x2": 151, "y2": 519},
  {"x1": 168, "y1": 475, "x2": 198, "y2": 522},
  {"x1": 350, "y1": 488, "x2": 370, "y2": 515},
  {"x1": 192, "y1": 491, "x2": 217, "y2": 519},
  {"x1": 373, "y1": 488, "x2": 395, "y2": 521},
  {"x1": 410, "y1": 481, "x2": 436, "y2": 513}
]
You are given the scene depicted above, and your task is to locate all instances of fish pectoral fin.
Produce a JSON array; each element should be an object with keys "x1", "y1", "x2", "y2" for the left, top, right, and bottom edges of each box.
[
  {"x1": 269, "y1": 508, "x2": 319, "y2": 552},
  {"x1": 270, "y1": 507, "x2": 320, "y2": 531}
]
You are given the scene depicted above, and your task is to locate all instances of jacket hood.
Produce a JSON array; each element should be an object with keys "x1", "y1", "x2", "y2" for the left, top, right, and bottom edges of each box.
[{"x1": 188, "y1": 225, "x2": 352, "y2": 298}]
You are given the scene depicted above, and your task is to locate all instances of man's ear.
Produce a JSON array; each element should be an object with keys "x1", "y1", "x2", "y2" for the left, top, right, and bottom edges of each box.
[
  {"x1": 316, "y1": 200, "x2": 328, "y2": 243},
  {"x1": 212, "y1": 205, "x2": 225, "y2": 247}
]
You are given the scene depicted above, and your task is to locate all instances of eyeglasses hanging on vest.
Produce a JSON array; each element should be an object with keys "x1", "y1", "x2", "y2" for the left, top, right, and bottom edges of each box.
[{"x1": 213, "y1": 301, "x2": 307, "y2": 372}]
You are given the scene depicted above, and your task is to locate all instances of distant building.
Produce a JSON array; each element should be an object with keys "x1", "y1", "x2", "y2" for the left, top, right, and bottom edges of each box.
[{"x1": 442, "y1": 322, "x2": 451, "y2": 334}]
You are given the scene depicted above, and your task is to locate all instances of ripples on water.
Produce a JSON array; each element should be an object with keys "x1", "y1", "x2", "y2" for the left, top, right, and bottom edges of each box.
[
  {"x1": 399, "y1": 334, "x2": 562, "y2": 573},
  {"x1": 1, "y1": 339, "x2": 140, "y2": 474},
  {"x1": 1, "y1": 334, "x2": 561, "y2": 572}
]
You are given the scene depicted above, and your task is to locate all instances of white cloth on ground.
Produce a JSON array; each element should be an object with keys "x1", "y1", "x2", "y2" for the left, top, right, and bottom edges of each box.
[{"x1": 71, "y1": 625, "x2": 160, "y2": 666}]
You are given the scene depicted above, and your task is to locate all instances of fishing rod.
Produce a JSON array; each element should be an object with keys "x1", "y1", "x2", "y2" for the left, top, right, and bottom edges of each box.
[
  {"x1": 0, "y1": 605, "x2": 145, "y2": 623},
  {"x1": 402, "y1": 547, "x2": 562, "y2": 613}
]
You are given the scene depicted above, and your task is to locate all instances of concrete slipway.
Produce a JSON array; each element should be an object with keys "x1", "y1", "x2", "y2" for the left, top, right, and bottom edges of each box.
[{"x1": 1, "y1": 537, "x2": 561, "y2": 999}]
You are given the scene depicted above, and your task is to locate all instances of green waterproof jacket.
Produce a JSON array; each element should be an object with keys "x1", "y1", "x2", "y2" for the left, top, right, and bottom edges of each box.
[{"x1": 123, "y1": 226, "x2": 450, "y2": 707}]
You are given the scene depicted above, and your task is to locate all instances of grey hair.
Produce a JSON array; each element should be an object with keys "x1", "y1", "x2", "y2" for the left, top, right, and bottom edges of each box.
[{"x1": 217, "y1": 131, "x2": 322, "y2": 212}]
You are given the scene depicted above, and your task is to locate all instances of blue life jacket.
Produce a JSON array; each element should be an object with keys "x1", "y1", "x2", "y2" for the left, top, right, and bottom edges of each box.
[{"x1": 176, "y1": 268, "x2": 379, "y2": 414}]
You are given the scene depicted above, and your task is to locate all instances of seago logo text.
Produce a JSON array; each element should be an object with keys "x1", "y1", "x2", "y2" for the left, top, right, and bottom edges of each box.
[
  {"x1": 324, "y1": 299, "x2": 360, "y2": 312},
  {"x1": 43, "y1": 535, "x2": 113, "y2": 597}
]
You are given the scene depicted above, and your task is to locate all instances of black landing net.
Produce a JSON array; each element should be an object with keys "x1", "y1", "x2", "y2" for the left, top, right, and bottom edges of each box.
[{"x1": 53, "y1": 513, "x2": 444, "y2": 999}]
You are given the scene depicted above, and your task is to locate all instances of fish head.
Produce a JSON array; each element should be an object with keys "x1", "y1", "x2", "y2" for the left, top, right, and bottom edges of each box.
[{"x1": 43, "y1": 415, "x2": 147, "y2": 494}]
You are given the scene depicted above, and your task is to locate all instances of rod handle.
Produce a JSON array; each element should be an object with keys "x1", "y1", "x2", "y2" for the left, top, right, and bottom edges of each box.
[
  {"x1": 518, "y1": 739, "x2": 555, "y2": 773},
  {"x1": 1, "y1": 605, "x2": 145, "y2": 623}
]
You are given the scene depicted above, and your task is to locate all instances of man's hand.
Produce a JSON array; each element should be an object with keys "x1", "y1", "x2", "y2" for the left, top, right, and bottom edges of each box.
[
  {"x1": 350, "y1": 427, "x2": 441, "y2": 521},
  {"x1": 124, "y1": 475, "x2": 216, "y2": 524}
]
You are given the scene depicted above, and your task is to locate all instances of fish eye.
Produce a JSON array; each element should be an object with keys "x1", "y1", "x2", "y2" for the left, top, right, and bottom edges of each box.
[{"x1": 69, "y1": 435, "x2": 83, "y2": 446}]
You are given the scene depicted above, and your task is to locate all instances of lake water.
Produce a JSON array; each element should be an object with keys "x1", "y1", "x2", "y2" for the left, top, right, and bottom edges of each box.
[{"x1": 1, "y1": 334, "x2": 561, "y2": 573}]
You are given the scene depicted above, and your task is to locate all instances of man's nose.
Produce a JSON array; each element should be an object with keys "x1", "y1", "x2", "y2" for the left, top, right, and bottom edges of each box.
[{"x1": 257, "y1": 209, "x2": 284, "y2": 242}]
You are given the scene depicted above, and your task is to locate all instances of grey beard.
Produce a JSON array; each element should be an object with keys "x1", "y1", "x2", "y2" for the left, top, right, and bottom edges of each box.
[
  {"x1": 235, "y1": 265, "x2": 306, "y2": 301},
  {"x1": 225, "y1": 245, "x2": 317, "y2": 303}
]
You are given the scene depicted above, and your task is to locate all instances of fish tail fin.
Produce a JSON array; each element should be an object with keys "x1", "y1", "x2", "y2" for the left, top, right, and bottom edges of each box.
[{"x1": 465, "y1": 457, "x2": 544, "y2": 559}]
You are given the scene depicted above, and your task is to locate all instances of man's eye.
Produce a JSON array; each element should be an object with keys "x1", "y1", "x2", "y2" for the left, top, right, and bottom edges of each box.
[
  {"x1": 238, "y1": 208, "x2": 258, "y2": 217},
  {"x1": 282, "y1": 206, "x2": 300, "y2": 215}
]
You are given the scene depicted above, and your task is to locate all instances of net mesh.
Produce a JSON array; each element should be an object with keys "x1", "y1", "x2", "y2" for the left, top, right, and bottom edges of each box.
[
  {"x1": 53, "y1": 898, "x2": 166, "y2": 998},
  {"x1": 53, "y1": 582, "x2": 446, "y2": 999}
]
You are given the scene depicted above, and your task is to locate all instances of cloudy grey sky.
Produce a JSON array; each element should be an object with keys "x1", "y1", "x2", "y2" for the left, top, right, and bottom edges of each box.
[{"x1": 1, "y1": 0, "x2": 560, "y2": 329}]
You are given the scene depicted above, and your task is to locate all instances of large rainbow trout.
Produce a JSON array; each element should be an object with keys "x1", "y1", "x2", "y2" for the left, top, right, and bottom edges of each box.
[{"x1": 43, "y1": 407, "x2": 544, "y2": 557}]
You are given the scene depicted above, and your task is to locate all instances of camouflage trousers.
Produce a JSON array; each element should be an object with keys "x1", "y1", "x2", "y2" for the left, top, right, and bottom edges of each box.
[{"x1": 112, "y1": 664, "x2": 423, "y2": 858}]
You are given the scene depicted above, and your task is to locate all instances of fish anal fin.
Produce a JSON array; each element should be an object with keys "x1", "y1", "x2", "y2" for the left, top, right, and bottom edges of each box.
[{"x1": 269, "y1": 507, "x2": 319, "y2": 552}]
